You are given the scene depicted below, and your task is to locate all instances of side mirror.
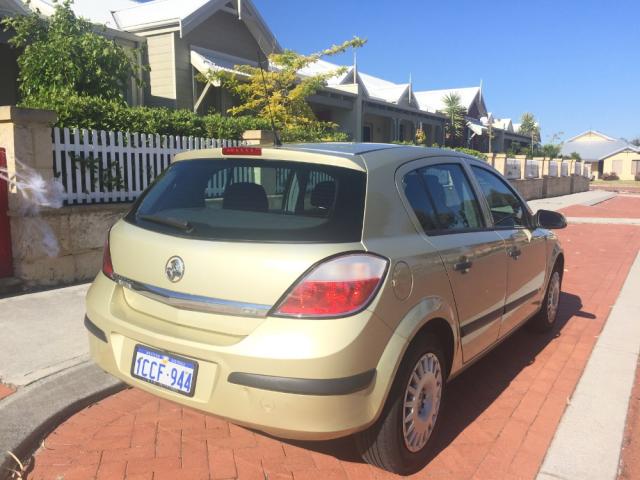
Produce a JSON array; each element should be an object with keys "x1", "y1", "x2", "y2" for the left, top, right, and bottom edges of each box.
[{"x1": 535, "y1": 209, "x2": 567, "y2": 229}]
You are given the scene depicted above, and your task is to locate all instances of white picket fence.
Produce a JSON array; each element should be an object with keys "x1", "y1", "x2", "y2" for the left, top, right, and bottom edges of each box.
[{"x1": 52, "y1": 127, "x2": 244, "y2": 204}]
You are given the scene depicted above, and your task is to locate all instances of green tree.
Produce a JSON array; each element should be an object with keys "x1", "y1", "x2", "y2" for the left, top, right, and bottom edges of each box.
[
  {"x1": 201, "y1": 38, "x2": 366, "y2": 143},
  {"x1": 541, "y1": 143, "x2": 561, "y2": 159},
  {"x1": 518, "y1": 112, "x2": 541, "y2": 143},
  {"x1": 440, "y1": 93, "x2": 466, "y2": 147},
  {"x1": 2, "y1": 0, "x2": 143, "y2": 103}
]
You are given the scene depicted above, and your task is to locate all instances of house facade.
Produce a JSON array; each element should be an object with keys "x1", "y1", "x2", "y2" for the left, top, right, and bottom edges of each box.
[
  {"x1": 560, "y1": 130, "x2": 640, "y2": 180},
  {"x1": 3, "y1": 0, "x2": 532, "y2": 152}
]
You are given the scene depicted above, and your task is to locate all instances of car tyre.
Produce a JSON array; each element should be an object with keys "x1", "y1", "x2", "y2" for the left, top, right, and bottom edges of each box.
[
  {"x1": 528, "y1": 268, "x2": 562, "y2": 333},
  {"x1": 355, "y1": 335, "x2": 446, "y2": 475}
]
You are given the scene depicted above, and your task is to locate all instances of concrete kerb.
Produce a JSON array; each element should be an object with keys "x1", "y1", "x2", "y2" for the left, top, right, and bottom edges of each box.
[
  {"x1": 565, "y1": 217, "x2": 640, "y2": 225},
  {"x1": 537, "y1": 251, "x2": 640, "y2": 480},
  {"x1": 527, "y1": 190, "x2": 616, "y2": 213},
  {"x1": 0, "y1": 362, "x2": 125, "y2": 480},
  {"x1": 580, "y1": 191, "x2": 617, "y2": 206}
]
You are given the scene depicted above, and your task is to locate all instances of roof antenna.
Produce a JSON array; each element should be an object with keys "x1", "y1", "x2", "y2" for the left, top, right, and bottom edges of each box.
[{"x1": 256, "y1": 47, "x2": 282, "y2": 146}]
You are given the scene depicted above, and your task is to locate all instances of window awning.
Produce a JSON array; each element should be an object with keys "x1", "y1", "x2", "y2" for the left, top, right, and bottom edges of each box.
[
  {"x1": 467, "y1": 119, "x2": 487, "y2": 136},
  {"x1": 190, "y1": 47, "x2": 257, "y2": 78}
]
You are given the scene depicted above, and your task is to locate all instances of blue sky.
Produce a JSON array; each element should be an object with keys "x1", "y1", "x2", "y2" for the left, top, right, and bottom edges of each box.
[{"x1": 252, "y1": 0, "x2": 640, "y2": 143}]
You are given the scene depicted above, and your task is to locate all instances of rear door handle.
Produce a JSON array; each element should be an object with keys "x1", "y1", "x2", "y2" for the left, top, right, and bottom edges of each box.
[{"x1": 453, "y1": 259, "x2": 473, "y2": 273}]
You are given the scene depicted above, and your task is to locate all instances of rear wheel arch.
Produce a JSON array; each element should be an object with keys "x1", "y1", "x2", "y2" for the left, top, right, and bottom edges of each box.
[{"x1": 410, "y1": 317, "x2": 455, "y2": 380}]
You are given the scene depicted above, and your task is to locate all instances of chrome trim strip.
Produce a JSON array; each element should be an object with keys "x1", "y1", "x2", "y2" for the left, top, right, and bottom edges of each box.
[{"x1": 114, "y1": 275, "x2": 271, "y2": 318}]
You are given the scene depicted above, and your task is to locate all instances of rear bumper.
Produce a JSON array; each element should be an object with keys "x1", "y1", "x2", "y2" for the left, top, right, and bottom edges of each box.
[{"x1": 86, "y1": 273, "x2": 400, "y2": 440}]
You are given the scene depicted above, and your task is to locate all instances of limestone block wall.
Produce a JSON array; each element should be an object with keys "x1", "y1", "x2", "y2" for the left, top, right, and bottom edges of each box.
[
  {"x1": 571, "y1": 175, "x2": 590, "y2": 194},
  {"x1": 543, "y1": 176, "x2": 572, "y2": 197},
  {"x1": 509, "y1": 179, "x2": 544, "y2": 200},
  {"x1": 10, "y1": 203, "x2": 131, "y2": 287}
]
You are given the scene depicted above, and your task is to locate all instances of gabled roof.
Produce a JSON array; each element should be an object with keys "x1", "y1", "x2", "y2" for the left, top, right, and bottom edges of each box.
[
  {"x1": 492, "y1": 118, "x2": 513, "y2": 132},
  {"x1": 565, "y1": 130, "x2": 617, "y2": 143},
  {"x1": 358, "y1": 73, "x2": 411, "y2": 104},
  {"x1": 560, "y1": 131, "x2": 640, "y2": 161},
  {"x1": 111, "y1": 0, "x2": 279, "y2": 52},
  {"x1": 29, "y1": 0, "x2": 137, "y2": 28},
  {"x1": 0, "y1": 0, "x2": 30, "y2": 16},
  {"x1": 413, "y1": 86, "x2": 482, "y2": 113},
  {"x1": 297, "y1": 59, "x2": 353, "y2": 86},
  {"x1": 29, "y1": 1, "x2": 280, "y2": 54}
]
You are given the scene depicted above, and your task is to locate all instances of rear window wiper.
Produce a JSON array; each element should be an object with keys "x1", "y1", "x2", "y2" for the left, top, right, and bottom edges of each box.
[{"x1": 137, "y1": 214, "x2": 194, "y2": 233}]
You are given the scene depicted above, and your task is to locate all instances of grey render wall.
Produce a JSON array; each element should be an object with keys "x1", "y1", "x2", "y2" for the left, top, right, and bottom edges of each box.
[
  {"x1": 174, "y1": 11, "x2": 265, "y2": 111},
  {"x1": 0, "y1": 43, "x2": 19, "y2": 106}
]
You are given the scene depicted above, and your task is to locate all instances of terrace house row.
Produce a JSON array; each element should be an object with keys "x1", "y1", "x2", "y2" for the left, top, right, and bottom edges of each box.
[{"x1": 0, "y1": 0, "x2": 532, "y2": 152}]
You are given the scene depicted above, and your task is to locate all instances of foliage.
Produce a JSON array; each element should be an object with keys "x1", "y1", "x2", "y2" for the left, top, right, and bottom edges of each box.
[
  {"x1": 386, "y1": 142, "x2": 487, "y2": 160},
  {"x1": 569, "y1": 151, "x2": 582, "y2": 161},
  {"x1": 414, "y1": 127, "x2": 426, "y2": 145},
  {"x1": 2, "y1": 0, "x2": 144, "y2": 102},
  {"x1": 631, "y1": 138, "x2": 640, "y2": 147},
  {"x1": 201, "y1": 37, "x2": 366, "y2": 143},
  {"x1": 507, "y1": 143, "x2": 528, "y2": 157},
  {"x1": 538, "y1": 143, "x2": 561, "y2": 159},
  {"x1": 450, "y1": 147, "x2": 488, "y2": 160},
  {"x1": 518, "y1": 112, "x2": 541, "y2": 143},
  {"x1": 602, "y1": 172, "x2": 620, "y2": 181},
  {"x1": 440, "y1": 93, "x2": 466, "y2": 147},
  {"x1": 24, "y1": 93, "x2": 271, "y2": 139}
]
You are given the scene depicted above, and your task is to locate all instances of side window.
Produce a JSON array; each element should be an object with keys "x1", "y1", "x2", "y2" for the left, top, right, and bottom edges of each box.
[
  {"x1": 471, "y1": 166, "x2": 526, "y2": 228},
  {"x1": 420, "y1": 164, "x2": 484, "y2": 231},
  {"x1": 402, "y1": 170, "x2": 439, "y2": 231},
  {"x1": 402, "y1": 163, "x2": 484, "y2": 233}
]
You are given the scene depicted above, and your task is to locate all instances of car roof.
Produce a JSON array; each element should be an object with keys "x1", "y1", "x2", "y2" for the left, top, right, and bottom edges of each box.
[
  {"x1": 280, "y1": 142, "x2": 489, "y2": 169},
  {"x1": 174, "y1": 143, "x2": 490, "y2": 172}
]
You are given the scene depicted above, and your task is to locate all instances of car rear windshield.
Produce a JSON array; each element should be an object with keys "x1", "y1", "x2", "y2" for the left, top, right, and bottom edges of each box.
[{"x1": 126, "y1": 159, "x2": 366, "y2": 243}]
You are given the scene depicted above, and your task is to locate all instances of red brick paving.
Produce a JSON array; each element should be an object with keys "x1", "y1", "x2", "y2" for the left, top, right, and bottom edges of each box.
[
  {"x1": 0, "y1": 382, "x2": 15, "y2": 400},
  {"x1": 561, "y1": 195, "x2": 640, "y2": 218},
  {"x1": 618, "y1": 357, "x2": 640, "y2": 479},
  {"x1": 26, "y1": 208, "x2": 640, "y2": 479}
]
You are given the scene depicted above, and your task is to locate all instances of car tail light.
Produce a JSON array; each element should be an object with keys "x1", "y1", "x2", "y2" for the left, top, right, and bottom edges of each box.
[
  {"x1": 222, "y1": 147, "x2": 262, "y2": 156},
  {"x1": 102, "y1": 233, "x2": 115, "y2": 280},
  {"x1": 272, "y1": 254, "x2": 389, "y2": 318}
]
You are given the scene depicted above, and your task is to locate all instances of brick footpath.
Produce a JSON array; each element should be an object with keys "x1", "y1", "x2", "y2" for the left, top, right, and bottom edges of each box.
[
  {"x1": 0, "y1": 383, "x2": 14, "y2": 401},
  {"x1": 561, "y1": 194, "x2": 640, "y2": 219},
  {"x1": 24, "y1": 200, "x2": 640, "y2": 480}
]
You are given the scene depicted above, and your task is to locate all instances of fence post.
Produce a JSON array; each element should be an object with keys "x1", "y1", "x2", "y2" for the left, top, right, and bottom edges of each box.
[
  {"x1": 533, "y1": 157, "x2": 544, "y2": 178},
  {"x1": 515, "y1": 154, "x2": 527, "y2": 180},
  {"x1": 0, "y1": 107, "x2": 58, "y2": 212},
  {"x1": 493, "y1": 153, "x2": 508, "y2": 176},
  {"x1": 243, "y1": 130, "x2": 276, "y2": 145}
]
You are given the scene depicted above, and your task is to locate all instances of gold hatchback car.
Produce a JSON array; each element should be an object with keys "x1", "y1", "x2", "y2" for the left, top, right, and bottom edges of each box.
[{"x1": 86, "y1": 143, "x2": 566, "y2": 474}]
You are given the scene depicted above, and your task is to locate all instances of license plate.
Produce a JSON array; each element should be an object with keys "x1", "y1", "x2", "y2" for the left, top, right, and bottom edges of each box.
[{"x1": 131, "y1": 345, "x2": 198, "y2": 397}]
